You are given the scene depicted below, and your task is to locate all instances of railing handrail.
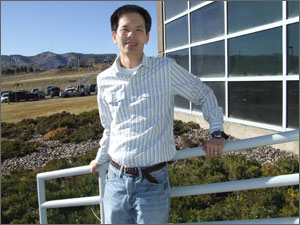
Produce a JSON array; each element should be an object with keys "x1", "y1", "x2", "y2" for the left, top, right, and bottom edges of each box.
[
  {"x1": 38, "y1": 173, "x2": 299, "y2": 209},
  {"x1": 37, "y1": 129, "x2": 299, "y2": 224},
  {"x1": 37, "y1": 130, "x2": 299, "y2": 180}
]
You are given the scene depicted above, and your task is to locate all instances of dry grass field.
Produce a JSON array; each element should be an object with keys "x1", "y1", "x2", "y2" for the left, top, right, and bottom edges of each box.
[
  {"x1": 1, "y1": 63, "x2": 110, "y2": 92},
  {"x1": 1, "y1": 63, "x2": 110, "y2": 123},
  {"x1": 1, "y1": 95, "x2": 98, "y2": 123}
]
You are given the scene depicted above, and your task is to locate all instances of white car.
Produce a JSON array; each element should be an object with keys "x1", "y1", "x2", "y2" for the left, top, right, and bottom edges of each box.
[{"x1": 1, "y1": 93, "x2": 9, "y2": 103}]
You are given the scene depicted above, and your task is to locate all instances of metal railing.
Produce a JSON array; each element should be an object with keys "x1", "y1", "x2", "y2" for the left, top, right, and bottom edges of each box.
[{"x1": 37, "y1": 129, "x2": 299, "y2": 224}]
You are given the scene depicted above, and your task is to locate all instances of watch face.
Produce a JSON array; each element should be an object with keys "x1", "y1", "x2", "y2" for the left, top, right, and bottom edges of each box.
[
  {"x1": 212, "y1": 131, "x2": 223, "y2": 138},
  {"x1": 212, "y1": 131, "x2": 229, "y2": 139}
]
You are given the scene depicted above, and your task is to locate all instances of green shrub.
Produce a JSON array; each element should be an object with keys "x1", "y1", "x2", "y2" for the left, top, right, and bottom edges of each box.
[
  {"x1": 168, "y1": 157, "x2": 298, "y2": 223},
  {"x1": 173, "y1": 120, "x2": 200, "y2": 136},
  {"x1": 1, "y1": 116, "x2": 298, "y2": 224},
  {"x1": 1, "y1": 140, "x2": 45, "y2": 161},
  {"x1": 1, "y1": 110, "x2": 103, "y2": 144}
]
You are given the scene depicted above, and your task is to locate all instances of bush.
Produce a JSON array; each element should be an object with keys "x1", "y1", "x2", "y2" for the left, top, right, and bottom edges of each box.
[
  {"x1": 1, "y1": 114, "x2": 298, "y2": 224},
  {"x1": 173, "y1": 120, "x2": 199, "y2": 136},
  {"x1": 1, "y1": 140, "x2": 44, "y2": 161},
  {"x1": 1, "y1": 110, "x2": 103, "y2": 143},
  {"x1": 168, "y1": 157, "x2": 299, "y2": 223},
  {"x1": 44, "y1": 127, "x2": 69, "y2": 141}
]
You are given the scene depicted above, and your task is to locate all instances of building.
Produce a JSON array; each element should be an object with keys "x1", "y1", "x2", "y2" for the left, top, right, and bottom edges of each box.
[{"x1": 157, "y1": 1, "x2": 299, "y2": 154}]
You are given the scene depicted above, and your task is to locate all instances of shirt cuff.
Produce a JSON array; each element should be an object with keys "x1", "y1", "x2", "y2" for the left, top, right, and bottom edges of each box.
[
  {"x1": 209, "y1": 120, "x2": 224, "y2": 134},
  {"x1": 95, "y1": 148, "x2": 110, "y2": 164}
]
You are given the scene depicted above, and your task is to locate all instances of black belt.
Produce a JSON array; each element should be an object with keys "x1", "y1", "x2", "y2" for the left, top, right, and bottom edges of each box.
[{"x1": 110, "y1": 159, "x2": 166, "y2": 184}]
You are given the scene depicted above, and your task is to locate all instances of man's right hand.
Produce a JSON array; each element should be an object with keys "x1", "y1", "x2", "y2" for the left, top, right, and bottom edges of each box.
[{"x1": 90, "y1": 160, "x2": 101, "y2": 175}]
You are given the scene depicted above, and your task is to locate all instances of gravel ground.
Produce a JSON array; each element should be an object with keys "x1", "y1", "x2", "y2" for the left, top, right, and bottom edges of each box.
[{"x1": 1, "y1": 128, "x2": 298, "y2": 176}]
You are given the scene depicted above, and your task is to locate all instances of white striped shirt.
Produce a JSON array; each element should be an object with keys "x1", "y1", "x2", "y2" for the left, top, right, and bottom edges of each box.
[{"x1": 95, "y1": 55, "x2": 224, "y2": 167}]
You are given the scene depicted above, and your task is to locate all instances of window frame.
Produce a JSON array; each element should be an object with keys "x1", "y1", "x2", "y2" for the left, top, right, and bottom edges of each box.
[{"x1": 163, "y1": 1, "x2": 299, "y2": 132}]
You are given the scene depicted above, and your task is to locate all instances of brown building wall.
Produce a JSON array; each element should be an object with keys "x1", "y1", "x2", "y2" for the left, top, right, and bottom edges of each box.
[{"x1": 157, "y1": 1, "x2": 164, "y2": 58}]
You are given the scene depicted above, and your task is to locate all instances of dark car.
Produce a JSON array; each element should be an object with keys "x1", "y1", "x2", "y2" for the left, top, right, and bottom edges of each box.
[
  {"x1": 76, "y1": 84, "x2": 85, "y2": 90},
  {"x1": 7, "y1": 91, "x2": 38, "y2": 102},
  {"x1": 49, "y1": 87, "x2": 61, "y2": 98},
  {"x1": 46, "y1": 86, "x2": 55, "y2": 95},
  {"x1": 31, "y1": 89, "x2": 45, "y2": 99},
  {"x1": 87, "y1": 84, "x2": 97, "y2": 93}
]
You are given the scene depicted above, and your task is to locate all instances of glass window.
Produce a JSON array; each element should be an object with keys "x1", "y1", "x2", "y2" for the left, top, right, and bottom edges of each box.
[
  {"x1": 229, "y1": 27, "x2": 282, "y2": 77},
  {"x1": 174, "y1": 95, "x2": 190, "y2": 110},
  {"x1": 229, "y1": 81, "x2": 282, "y2": 126},
  {"x1": 165, "y1": 1, "x2": 187, "y2": 20},
  {"x1": 228, "y1": 1, "x2": 282, "y2": 33},
  {"x1": 191, "y1": 41, "x2": 225, "y2": 78},
  {"x1": 288, "y1": 1, "x2": 299, "y2": 18},
  {"x1": 190, "y1": 1, "x2": 204, "y2": 8},
  {"x1": 166, "y1": 16, "x2": 188, "y2": 50},
  {"x1": 167, "y1": 49, "x2": 189, "y2": 70},
  {"x1": 287, "y1": 81, "x2": 299, "y2": 128},
  {"x1": 167, "y1": 49, "x2": 190, "y2": 110},
  {"x1": 191, "y1": 2, "x2": 224, "y2": 43},
  {"x1": 192, "y1": 82, "x2": 225, "y2": 115},
  {"x1": 287, "y1": 23, "x2": 299, "y2": 75}
]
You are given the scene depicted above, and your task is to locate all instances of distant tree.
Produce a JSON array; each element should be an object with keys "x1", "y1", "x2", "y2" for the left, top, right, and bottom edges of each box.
[{"x1": 29, "y1": 67, "x2": 34, "y2": 73}]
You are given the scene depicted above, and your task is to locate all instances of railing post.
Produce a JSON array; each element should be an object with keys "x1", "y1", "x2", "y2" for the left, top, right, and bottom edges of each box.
[
  {"x1": 98, "y1": 162, "x2": 108, "y2": 224},
  {"x1": 37, "y1": 176, "x2": 47, "y2": 224}
]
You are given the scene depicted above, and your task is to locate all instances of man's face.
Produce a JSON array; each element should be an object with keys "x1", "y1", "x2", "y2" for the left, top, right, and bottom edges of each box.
[{"x1": 112, "y1": 12, "x2": 149, "y2": 57}]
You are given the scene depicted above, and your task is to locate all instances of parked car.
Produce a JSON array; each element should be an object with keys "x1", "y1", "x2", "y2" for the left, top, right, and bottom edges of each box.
[
  {"x1": 31, "y1": 89, "x2": 45, "y2": 99},
  {"x1": 1, "y1": 93, "x2": 9, "y2": 103},
  {"x1": 5, "y1": 91, "x2": 38, "y2": 102},
  {"x1": 1, "y1": 91, "x2": 11, "y2": 97},
  {"x1": 87, "y1": 84, "x2": 97, "y2": 93},
  {"x1": 76, "y1": 84, "x2": 85, "y2": 90},
  {"x1": 49, "y1": 87, "x2": 61, "y2": 98},
  {"x1": 81, "y1": 87, "x2": 91, "y2": 95},
  {"x1": 60, "y1": 88, "x2": 88, "y2": 98},
  {"x1": 46, "y1": 86, "x2": 55, "y2": 95}
]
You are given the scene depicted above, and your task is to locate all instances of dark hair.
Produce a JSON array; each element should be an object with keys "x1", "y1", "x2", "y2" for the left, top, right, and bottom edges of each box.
[{"x1": 110, "y1": 5, "x2": 152, "y2": 34}]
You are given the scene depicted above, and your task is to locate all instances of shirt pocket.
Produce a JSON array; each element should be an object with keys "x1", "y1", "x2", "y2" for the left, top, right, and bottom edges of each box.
[
  {"x1": 104, "y1": 91, "x2": 125, "y2": 113},
  {"x1": 129, "y1": 89, "x2": 165, "y2": 117}
]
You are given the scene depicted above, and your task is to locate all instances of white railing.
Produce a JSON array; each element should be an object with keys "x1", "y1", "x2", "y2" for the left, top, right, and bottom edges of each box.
[{"x1": 37, "y1": 130, "x2": 299, "y2": 224}]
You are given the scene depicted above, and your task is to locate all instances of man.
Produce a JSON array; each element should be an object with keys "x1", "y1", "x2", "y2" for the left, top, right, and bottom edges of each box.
[{"x1": 90, "y1": 4, "x2": 228, "y2": 224}]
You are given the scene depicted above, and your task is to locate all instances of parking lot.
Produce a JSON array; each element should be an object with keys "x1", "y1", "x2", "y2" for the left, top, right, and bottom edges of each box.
[{"x1": 1, "y1": 84, "x2": 97, "y2": 104}]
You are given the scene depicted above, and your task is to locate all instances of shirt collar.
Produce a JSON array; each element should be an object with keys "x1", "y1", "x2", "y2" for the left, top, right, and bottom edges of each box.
[{"x1": 111, "y1": 53, "x2": 150, "y2": 73}]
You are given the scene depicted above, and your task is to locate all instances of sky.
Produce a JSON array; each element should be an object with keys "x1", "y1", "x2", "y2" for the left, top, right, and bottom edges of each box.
[{"x1": 1, "y1": 1, "x2": 158, "y2": 57}]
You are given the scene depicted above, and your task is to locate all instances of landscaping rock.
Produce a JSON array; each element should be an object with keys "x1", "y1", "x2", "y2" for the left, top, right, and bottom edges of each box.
[{"x1": 1, "y1": 128, "x2": 298, "y2": 176}]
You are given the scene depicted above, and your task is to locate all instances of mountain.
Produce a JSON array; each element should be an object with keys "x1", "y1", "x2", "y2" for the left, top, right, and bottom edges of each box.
[{"x1": 1, "y1": 52, "x2": 116, "y2": 71}]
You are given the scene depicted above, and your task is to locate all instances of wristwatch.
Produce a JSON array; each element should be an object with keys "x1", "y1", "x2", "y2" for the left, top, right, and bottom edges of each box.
[{"x1": 211, "y1": 130, "x2": 229, "y2": 140}]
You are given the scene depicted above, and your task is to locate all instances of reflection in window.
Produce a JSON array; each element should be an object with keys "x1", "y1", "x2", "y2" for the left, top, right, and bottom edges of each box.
[
  {"x1": 287, "y1": 81, "x2": 299, "y2": 128},
  {"x1": 287, "y1": 23, "x2": 299, "y2": 75},
  {"x1": 190, "y1": 1, "x2": 204, "y2": 8},
  {"x1": 165, "y1": 1, "x2": 187, "y2": 20},
  {"x1": 166, "y1": 16, "x2": 188, "y2": 50},
  {"x1": 288, "y1": 1, "x2": 299, "y2": 18},
  {"x1": 167, "y1": 49, "x2": 190, "y2": 110},
  {"x1": 229, "y1": 27, "x2": 282, "y2": 77},
  {"x1": 167, "y1": 49, "x2": 189, "y2": 70},
  {"x1": 193, "y1": 82, "x2": 225, "y2": 115},
  {"x1": 191, "y1": 41, "x2": 225, "y2": 78},
  {"x1": 228, "y1": 1, "x2": 282, "y2": 33},
  {"x1": 229, "y1": 82, "x2": 282, "y2": 126},
  {"x1": 191, "y1": 2, "x2": 224, "y2": 43}
]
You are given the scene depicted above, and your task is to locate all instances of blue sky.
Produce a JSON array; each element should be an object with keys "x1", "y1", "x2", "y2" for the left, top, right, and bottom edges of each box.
[{"x1": 1, "y1": 1, "x2": 158, "y2": 57}]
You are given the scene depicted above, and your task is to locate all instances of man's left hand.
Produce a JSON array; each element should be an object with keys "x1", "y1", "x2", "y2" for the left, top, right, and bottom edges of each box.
[{"x1": 203, "y1": 138, "x2": 225, "y2": 158}]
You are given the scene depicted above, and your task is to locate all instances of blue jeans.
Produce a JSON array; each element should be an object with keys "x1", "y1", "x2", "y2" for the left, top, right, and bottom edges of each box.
[{"x1": 103, "y1": 163, "x2": 171, "y2": 224}]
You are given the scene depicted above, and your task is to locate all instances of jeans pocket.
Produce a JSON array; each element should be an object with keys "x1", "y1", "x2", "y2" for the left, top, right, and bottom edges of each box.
[
  {"x1": 106, "y1": 166, "x2": 119, "y2": 183},
  {"x1": 143, "y1": 167, "x2": 169, "y2": 188}
]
